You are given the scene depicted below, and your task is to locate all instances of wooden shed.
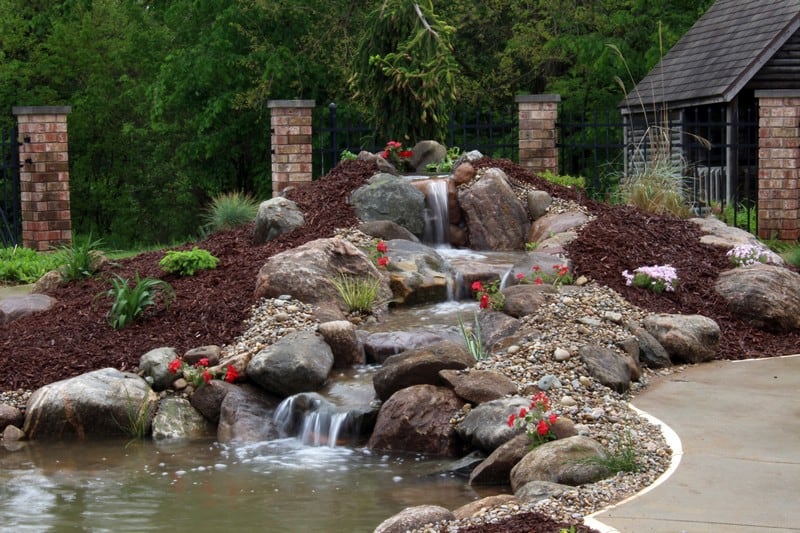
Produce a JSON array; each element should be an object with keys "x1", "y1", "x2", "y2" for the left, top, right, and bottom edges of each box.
[{"x1": 621, "y1": 0, "x2": 800, "y2": 215}]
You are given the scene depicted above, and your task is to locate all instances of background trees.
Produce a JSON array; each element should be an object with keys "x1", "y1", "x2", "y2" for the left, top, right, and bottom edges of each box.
[{"x1": 0, "y1": 0, "x2": 713, "y2": 247}]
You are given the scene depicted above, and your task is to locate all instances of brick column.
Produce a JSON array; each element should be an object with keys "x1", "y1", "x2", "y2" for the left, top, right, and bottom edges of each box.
[
  {"x1": 12, "y1": 106, "x2": 72, "y2": 251},
  {"x1": 755, "y1": 91, "x2": 800, "y2": 242},
  {"x1": 516, "y1": 94, "x2": 560, "y2": 176},
  {"x1": 268, "y1": 100, "x2": 314, "y2": 196}
]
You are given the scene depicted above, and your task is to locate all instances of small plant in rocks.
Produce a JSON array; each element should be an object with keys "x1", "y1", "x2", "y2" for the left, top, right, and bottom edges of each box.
[
  {"x1": 370, "y1": 240, "x2": 390, "y2": 268},
  {"x1": 96, "y1": 273, "x2": 175, "y2": 330},
  {"x1": 726, "y1": 243, "x2": 781, "y2": 267},
  {"x1": 471, "y1": 279, "x2": 504, "y2": 310},
  {"x1": 622, "y1": 264, "x2": 678, "y2": 293},
  {"x1": 331, "y1": 274, "x2": 382, "y2": 314},
  {"x1": 457, "y1": 311, "x2": 485, "y2": 361},
  {"x1": 507, "y1": 392, "x2": 560, "y2": 448},
  {"x1": 169, "y1": 357, "x2": 238, "y2": 387},
  {"x1": 516, "y1": 264, "x2": 574, "y2": 287},
  {"x1": 159, "y1": 247, "x2": 219, "y2": 276}
]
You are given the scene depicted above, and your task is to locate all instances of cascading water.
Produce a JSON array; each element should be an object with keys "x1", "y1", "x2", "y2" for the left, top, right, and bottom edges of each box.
[
  {"x1": 273, "y1": 391, "x2": 369, "y2": 448},
  {"x1": 421, "y1": 179, "x2": 449, "y2": 246}
]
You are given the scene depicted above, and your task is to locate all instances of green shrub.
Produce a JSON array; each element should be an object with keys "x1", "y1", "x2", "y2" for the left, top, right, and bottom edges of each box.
[
  {"x1": 202, "y1": 191, "x2": 259, "y2": 233},
  {"x1": 330, "y1": 274, "x2": 381, "y2": 314},
  {"x1": 539, "y1": 170, "x2": 585, "y2": 189},
  {"x1": 97, "y1": 273, "x2": 175, "y2": 330},
  {"x1": 0, "y1": 246, "x2": 64, "y2": 284},
  {"x1": 159, "y1": 247, "x2": 219, "y2": 276},
  {"x1": 57, "y1": 234, "x2": 106, "y2": 281}
]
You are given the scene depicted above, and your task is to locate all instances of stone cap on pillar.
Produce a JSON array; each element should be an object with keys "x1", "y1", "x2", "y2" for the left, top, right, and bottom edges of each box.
[
  {"x1": 267, "y1": 100, "x2": 315, "y2": 109},
  {"x1": 515, "y1": 94, "x2": 561, "y2": 104},
  {"x1": 754, "y1": 90, "x2": 800, "y2": 98},
  {"x1": 12, "y1": 106, "x2": 72, "y2": 115}
]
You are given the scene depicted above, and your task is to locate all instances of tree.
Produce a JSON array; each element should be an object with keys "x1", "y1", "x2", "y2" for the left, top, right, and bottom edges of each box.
[{"x1": 349, "y1": 0, "x2": 460, "y2": 143}]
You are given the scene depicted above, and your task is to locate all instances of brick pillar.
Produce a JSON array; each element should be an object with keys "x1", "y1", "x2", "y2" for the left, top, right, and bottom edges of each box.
[
  {"x1": 12, "y1": 106, "x2": 72, "y2": 251},
  {"x1": 516, "y1": 94, "x2": 561, "y2": 176},
  {"x1": 268, "y1": 100, "x2": 314, "y2": 196},
  {"x1": 755, "y1": 91, "x2": 800, "y2": 242}
]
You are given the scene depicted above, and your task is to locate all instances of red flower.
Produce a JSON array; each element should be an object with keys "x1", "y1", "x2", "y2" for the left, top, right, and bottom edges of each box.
[
  {"x1": 507, "y1": 414, "x2": 516, "y2": 427},
  {"x1": 535, "y1": 277, "x2": 543, "y2": 285},
  {"x1": 537, "y1": 419, "x2": 549, "y2": 437},
  {"x1": 533, "y1": 265, "x2": 541, "y2": 272},
  {"x1": 549, "y1": 413, "x2": 559, "y2": 425},
  {"x1": 202, "y1": 370, "x2": 213, "y2": 384},
  {"x1": 532, "y1": 392, "x2": 550, "y2": 410},
  {"x1": 377, "y1": 256, "x2": 389, "y2": 267},
  {"x1": 376, "y1": 240, "x2": 388, "y2": 253},
  {"x1": 479, "y1": 293, "x2": 490, "y2": 309},
  {"x1": 398, "y1": 150, "x2": 413, "y2": 159},
  {"x1": 471, "y1": 280, "x2": 484, "y2": 292},
  {"x1": 224, "y1": 366, "x2": 238, "y2": 383},
  {"x1": 380, "y1": 150, "x2": 389, "y2": 159},
  {"x1": 515, "y1": 272, "x2": 524, "y2": 280},
  {"x1": 168, "y1": 359, "x2": 182, "y2": 374},
  {"x1": 518, "y1": 407, "x2": 528, "y2": 418},
  {"x1": 196, "y1": 357, "x2": 209, "y2": 368}
]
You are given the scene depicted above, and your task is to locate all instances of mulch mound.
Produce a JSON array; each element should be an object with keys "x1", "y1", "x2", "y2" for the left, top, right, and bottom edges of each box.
[{"x1": 2, "y1": 158, "x2": 798, "y2": 393}]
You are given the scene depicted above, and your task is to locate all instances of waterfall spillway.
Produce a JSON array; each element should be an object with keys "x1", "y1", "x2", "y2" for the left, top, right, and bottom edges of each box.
[
  {"x1": 273, "y1": 392, "x2": 364, "y2": 448},
  {"x1": 421, "y1": 179, "x2": 449, "y2": 246}
]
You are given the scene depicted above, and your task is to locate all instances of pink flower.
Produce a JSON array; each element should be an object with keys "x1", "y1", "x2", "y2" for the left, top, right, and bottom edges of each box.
[
  {"x1": 533, "y1": 265, "x2": 541, "y2": 272},
  {"x1": 377, "y1": 256, "x2": 389, "y2": 267},
  {"x1": 479, "y1": 293, "x2": 490, "y2": 309},
  {"x1": 168, "y1": 359, "x2": 182, "y2": 374},
  {"x1": 516, "y1": 272, "x2": 524, "y2": 280},
  {"x1": 376, "y1": 241, "x2": 388, "y2": 253}
]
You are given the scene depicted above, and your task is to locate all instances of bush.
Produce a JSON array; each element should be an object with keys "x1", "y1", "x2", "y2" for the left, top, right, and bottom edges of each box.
[
  {"x1": 97, "y1": 273, "x2": 175, "y2": 330},
  {"x1": 0, "y1": 246, "x2": 64, "y2": 284},
  {"x1": 159, "y1": 247, "x2": 219, "y2": 276},
  {"x1": 202, "y1": 191, "x2": 259, "y2": 233},
  {"x1": 539, "y1": 170, "x2": 585, "y2": 189},
  {"x1": 57, "y1": 234, "x2": 106, "y2": 281}
]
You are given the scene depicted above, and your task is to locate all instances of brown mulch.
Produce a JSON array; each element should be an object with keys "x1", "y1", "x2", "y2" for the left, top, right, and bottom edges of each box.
[{"x1": 2, "y1": 157, "x2": 798, "y2": 394}]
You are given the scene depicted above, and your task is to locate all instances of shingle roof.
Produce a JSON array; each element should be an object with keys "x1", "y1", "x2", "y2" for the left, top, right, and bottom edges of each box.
[{"x1": 621, "y1": 0, "x2": 800, "y2": 109}]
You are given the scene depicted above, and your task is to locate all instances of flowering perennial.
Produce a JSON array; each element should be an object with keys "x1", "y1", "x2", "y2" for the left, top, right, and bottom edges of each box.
[
  {"x1": 507, "y1": 392, "x2": 560, "y2": 447},
  {"x1": 726, "y1": 244, "x2": 780, "y2": 267},
  {"x1": 169, "y1": 357, "x2": 238, "y2": 387},
  {"x1": 471, "y1": 279, "x2": 504, "y2": 310},
  {"x1": 372, "y1": 240, "x2": 390, "y2": 268},
  {"x1": 622, "y1": 264, "x2": 678, "y2": 293},
  {"x1": 516, "y1": 264, "x2": 573, "y2": 287},
  {"x1": 380, "y1": 140, "x2": 414, "y2": 172}
]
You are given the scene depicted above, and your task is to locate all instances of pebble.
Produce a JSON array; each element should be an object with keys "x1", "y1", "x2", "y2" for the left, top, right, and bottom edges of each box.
[{"x1": 553, "y1": 347, "x2": 571, "y2": 361}]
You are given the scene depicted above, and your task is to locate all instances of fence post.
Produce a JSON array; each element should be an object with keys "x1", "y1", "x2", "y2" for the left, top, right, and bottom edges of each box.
[
  {"x1": 12, "y1": 106, "x2": 72, "y2": 252},
  {"x1": 754, "y1": 90, "x2": 800, "y2": 242},
  {"x1": 516, "y1": 94, "x2": 560, "y2": 176},
  {"x1": 268, "y1": 99, "x2": 315, "y2": 196}
]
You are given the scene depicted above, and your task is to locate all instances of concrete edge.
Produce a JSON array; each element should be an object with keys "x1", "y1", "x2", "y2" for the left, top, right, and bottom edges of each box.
[{"x1": 583, "y1": 404, "x2": 684, "y2": 533}]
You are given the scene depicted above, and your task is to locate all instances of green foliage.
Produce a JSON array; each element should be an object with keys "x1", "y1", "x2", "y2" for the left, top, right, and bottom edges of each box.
[
  {"x1": 717, "y1": 203, "x2": 757, "y2": 233},
  {"x1": 578, "y1": 431, "x2": 640, "y2": 474},
  {"x1": 425, "y1": 145, "x2": 461, "y2": 173},
  {"x1": 457, "y1": 312, "x2": 485, "y2": 361},
  {"x1": 539, "y1": 170, "x2": 585, "y2": 189},
  {"x1": 202, "y1": 191, "x2": 259, "y2": 234},
  {"x1": 330, "y1": 274, "x2": 381, "y2": 314},
  {"x1": 113, "y1": 390, "x2": 151, "y2": 441},
  {"x1": 0, "y1": 246, "x2": 64, "y2": 284},
  {"x1": 617, "y1": 156, "x2": 692, "y2": 217},
  {"x1": 340, "y1": 149, "x2": 358, "y2": 161},
  {"x1": 98, "y1": 273, "x2": 175, "y2": 330},
  {"x1": 349, "y1": 0, "x2": 459, "y2": 143},
  {"x1": 159, "y1": 247, "x2": 219, "y2": 276},
  {"x1": 781, "y1": 244, "x2": 800, "y2": 268},
  {"x1": 57, "y1": 235, "x2": 106, "y2": 281}
]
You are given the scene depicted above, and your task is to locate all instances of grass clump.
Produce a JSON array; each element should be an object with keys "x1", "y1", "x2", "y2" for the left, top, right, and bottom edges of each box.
[
  {"x1": 57, "y1": 234, "x2": 106, "y2": 281},
  {"x1": 331, "y1": 274, "x2": 381, "y2": 314},
  {"x1": 0, "y1": 246, "x2": 64, "y2": 284},
  {"x1": 579, "y1": 431, "x2": 640, "y2": 474},
  {"x1": 97, "y1": 273, "x2": 175, "y2": 330},
  {"x1": 458, "y1": 311, "x2": 485, "y2": 361},
  {"x1": 159, "y1": 247, "x2": 219, "y2": 276},
  {"x1": 202, "y1": 191, "x2": 259, "y2": 233}
]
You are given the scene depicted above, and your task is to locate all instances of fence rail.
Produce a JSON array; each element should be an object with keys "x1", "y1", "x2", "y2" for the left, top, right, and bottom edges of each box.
[{"x1": 1, "y1": 127, "x2": 21, "y2": 247}]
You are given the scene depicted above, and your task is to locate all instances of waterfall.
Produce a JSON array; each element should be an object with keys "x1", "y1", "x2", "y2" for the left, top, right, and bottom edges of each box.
[
  {"x1": 422, "y1": 179, "x2": 449, "y2": 246},
  {"x1": 273, "y1": 393, "x2": 361, "y2": 448}
]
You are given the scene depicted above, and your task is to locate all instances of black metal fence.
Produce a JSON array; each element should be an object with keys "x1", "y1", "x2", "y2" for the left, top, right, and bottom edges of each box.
[
  {"x1": 313, "y1": 103, "x2": 518, "y2": 176},
  {"x1": 1, "y1": 127, "x2": 21, "y2": 247}
]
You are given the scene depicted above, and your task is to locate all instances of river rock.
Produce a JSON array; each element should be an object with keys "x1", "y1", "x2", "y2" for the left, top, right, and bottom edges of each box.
[
  {"x1": 247, "y1": 330, "x2": 334, "y2": 397},
  {"x1": 139, "y1": 347, "x2": 179, "y2": 391},
  {"x1": 358, "y1": 220, "x2": 420, "y2": 242},
  {"x1": 317, "y1": 320, "x2": 364, "y2": 367},
  {"x1": 453, "y1": 494, "x2": 519, "y2": 520},
  {"x1": 714, "y1": 264, "x2": 800, "y2": 332},
  {"x1": 578, "y1": 344, "x2": 640, "y2": 393},
  {"x1": 254, "y1": 237, "x2": 392, "y2": 310},
  {"x1": 189, "y1": 380, "x2": 239, "y2": 424},
  {"x1": 453, "y1": 161, "x2": 476, "y2": 186},
  {"x1": 0, "y1": 293, "x2": 56, "y2": 325},
  {"x1": 24, "y1": 368, "x2": 159, "y2": 440},
  {"x1": 527, "y1": 211, "x2": 589, "y2": 244},
  {"x1": 0, "y1": 403, "x2": 24, "y2": 431},
  {"x1": 643, "y1": 314, "x2": 720, "y2": 363},
  {"x1": 456, "y1": 396, "x2": 530, "y2": 453},
  {"x1": 252, "y1": 197, "x2": 305, "y2": 244},
  {"x1": 627, "y1": 321, "x2": 672, "y2": 368},
  {"x1": 459, "y1": 168, "x2": 530, "y2": 250},
  {"x1": 509, "y1": 435, "x2": 611, "y2": 490},
  {"x1": 184, "y1": 345, "x2": 221, "y2": 366},
  {"x1": 527, "y1": 190, "x2": 552, "y2": 220},
  {"x1": 409, "y1": 140, "x2": 447, "y2": 172},
  {"x1": 151, "y1": 397, "x2": 214, "y2": 439},
  {"x1": 374, "y1": 505, "x2": 455, "y2": 533},
  {"x1": 350, "y1": 173, "x2": 426, "y2": 236},
  {"x1": 469, "y1": 433, "x2": 529, "y2": 485},
  {"x1": 439, "y1": 369, "x2": 518, "y2": 404},
  {"x1": 368, "y1": 384, "x2": 466, "y2": 457},
  {"x1": 217, "y1": 384, "x2": 281, "y2": 443},
  {"x1": 478, "y1": 310, "x2": 521, "y2": 353},
  {"x1": 373, "y1": 341, "x2": 475, "y2": 402},
  {"x1": 501, "y1": 284, "x2": 554, "y2": 318},
  {"x1": 363, "y1": 328, "x2": 462, "y2": 364},
  {"x1": 515, "y1": 480, "x2": 578, "y2": 503},
  {"x1": 384, "y1": 239, "x2": 450, "y2": 305}
]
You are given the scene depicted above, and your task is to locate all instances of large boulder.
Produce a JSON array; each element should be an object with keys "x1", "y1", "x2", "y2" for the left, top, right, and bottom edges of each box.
[
  {"x1": 247, "y1": 330, "x2": 334, "y2": 397},
  {"x1": 368, "y1": 384, "x2": 466, "y2": 457},
  {"x1": 189, "y1": 379, "x2": 239, "y2": 425},
  {"x1": 217, "y1": 384, "x2": 281, "y2": 443},
  {"x1": 469, "y1": 433, "x2": 529, "y2": 485},
  {"x1": 527, "y1": 211, "x2": 589, "y2": 244},
  {"x1": 363, "y1": 327, "x2": 462, "y2": 364},
  {"x1": 510, "y1": 435, "x2": 611, "y2": 490},
  {"x1": 714, "y1": 264, "x2": 800, "y2": 332},
  {"x1": 252, "y1": 197, "x2": 305, "y2": 244},
  {"x1": 458, "y1": 168, "x2": 530, "y2": 250},
  {"x1": 456, "y1": 397, "x2": 530, "y2": 453},
  {"x1": 408, "y1": 140, "x2": 448, "y2": 172},
  {"x1": 358, "y1": 220, "x2": 419, "y2": 243},
  {"x1": 643, "y1": 314, "x2": 721, "y2": 363},
  {"x1": 372, "y1": 341, "x2": 476, "y2": 402},
  {"x1": 350, "y1": 173, "x2": 426, "y2": 236},
  {"x1": 254, "y1": 237, "x2": 392, "y2": 310},
  {"x1": 384, "y1": 239, "x2": 450, "y2": 305},
  {"x1": 24, "y1": 368, "x2": 159, "y2": 440},
  {"x1": 478, "y1": 310, "x2": 521, "y2": 353},
  {"x1": 139, "y1": 347, "x2": 179, "y2": 392},
  {"x1": 151, "y1": 397, "x2": 214, "y2": 440},
  {"x1": 0, "y1": 294, "x2": 56, "y2": 325},
  {"x1": 316, "y1": 320, "x2": 364, "y2": 367},
  {"x1": 439, "y1": 369, "x2": 518, "y2": 404},
  {"x1": 374, "y1": 505, "x2": 455, "y2": 533},
  {"x1": 627, "y1": 321, "x2": 672, "y2": 368},
  {"x1": 501, "y1": 284, "x2": 555, "y2": 318},
  {"x1": 578, "y1": 344, "x2": 640, "y2": 393}
]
